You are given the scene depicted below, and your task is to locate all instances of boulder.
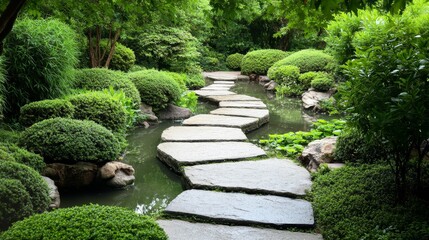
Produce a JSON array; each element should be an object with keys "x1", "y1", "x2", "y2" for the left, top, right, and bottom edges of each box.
[
  {"x1": 140, "y1": 103, "x2": 158, "y2": 124},
  {"x1": 158, "y1": 104, "x2": 192, "y2": 120},
  {"x1": 258, "y1": 75, "x2": 270, "y2": 82},
  {"x1": 98, "y1": 161, "x2": 135, "y2": 188},
  {"x1": 42, "y1": 176, "x2": 60, "y2": 209},
  {"x1": 299, "y1": 136, "x2": 338, "y2": 172},
  {"x1": 264, "y1": 80, "x2": 277, "y2": 91},
  {"x1": 249, "y1": 74, "x2": 258, "y2": 81},
  {"x1": 302, "y1": 90, "x2": 333, "y2": 110},
  {"x1": 44, "y1": 162, "x2": 98, "y2": 189}
]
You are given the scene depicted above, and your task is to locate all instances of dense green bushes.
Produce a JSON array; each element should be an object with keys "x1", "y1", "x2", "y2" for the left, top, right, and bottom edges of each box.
[
  {"x1": 226, "y1": 53, "x2": 244, "y2": 70},
  {"x1": 19, "y1": 99, "x2": 74, "y2": 127},
  {"x1": 271, "y1": 49, "x2": 335, "y2": 73},
  {"x1": 1, "y1": 204, "x2": 168, "y2": 240},
  {"x1": 185, "y1": 74, "x2": 205, "y2": 90},
  {"x1": 19, "y1": 118, "x2": 121, "y2": 163},
  {"x1": 312, "y1": 165, "x2": 429, "y2": 239},
  {"x1": 0, "y1": 143, "x2": 45, "y2": 173},
  {"x1": 73, "y1": 68, "x2": 141, "y2": 108},
  {"x1": 69, "y1": 92, "x2": 127, "y2": 133},
  {"x1": 3, "y1": 18, "x2": 78, "y2": 114},
  {"x1": 268, "y1": 65, "x2": 300, "y2": 85},
  {"x1": 241, "y1": 49, "x2": 291, "y2": 75},
  {"x1": 0, "y1": 57, "x2": 6, "y2": 116},
  {"x1": 311, "y1": 75, "x2": 334, "y2": 92},
  {"x1": 128, "y1": 70, "x2": 181, "y2": 111},
  {"x1": 105, "y1": 41, "x2": 136, "y2": 72},
  {"x1": 164, "y1": 71, "x2": 188, "y2": 93},
  {"x1": 0, "y1": 161, "x2": 50, "y2": 230}
]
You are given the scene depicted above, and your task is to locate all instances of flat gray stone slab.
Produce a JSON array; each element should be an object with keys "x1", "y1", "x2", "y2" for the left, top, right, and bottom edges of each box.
[
  {"x1": 207, "y1": 94, "x2": 260, "y2": 102},
  {"x1": 184, "y1": 159, "x2": 312, "y2": 197},
  {"x1": 157, "y1": 142, "x2": 266, "y2": 172},
  {"x1": 211, "y1": 108, "x2": 269, "y2": 126},
  {"x1": 213, "y1": 81, "x2": 235, "y2": 85},
  {"x1": 205, "y1": 75, "x2": 237, "y2": 81},
  {"x1": 157, "y1": 220, "x2": 323, "y2": 240},
  {"x1": 165, "y1": 190, "x2": 315, "y2": 228},
  {"x1": 201, "y1": 85, "x2": 232, "y2": 91},
  {"x1": 194, "y1": 90, "x2": 236, "y2": 97},
  {"x1": 219, "y1": 101, "x2": 267, "y2": 109},
  {"x1": 182, "y1": 114, "x2": 259, "y2": 132},
  {"x1": 161, "y1": 126, "x2": 247, "y2": 142}
]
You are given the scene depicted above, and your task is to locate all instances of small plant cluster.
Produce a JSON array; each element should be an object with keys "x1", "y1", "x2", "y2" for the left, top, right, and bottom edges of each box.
[
  {"x1": 259, "y1": 119, "x2": 345, "y2": 157},
  {"x1": 241, "y1": 49, "x2": 292, "y2": 75},
  {"x1": 226, "y1": 53, "x2": 244, "y2": 70},
  {"x1": 0, "y1": 142, "x2": 45, "y2": 173}
]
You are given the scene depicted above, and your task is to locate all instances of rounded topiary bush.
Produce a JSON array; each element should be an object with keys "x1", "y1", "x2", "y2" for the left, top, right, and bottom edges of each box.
[
  {"x1": 108, "y1": 42, "x2": 136, "y2": 72},
  {"x1": 241, "y1": 49, "x2": 291, "y2": 75},
  {"x1": 0, "y1": 142, "x2": 45, "y2": 173},
  {"x1": 19, "y1": 118, "x2": 121, "y2": 163},
  {"x1": 271, "y1": 49, "x2": 335, "y2": 73},
  {"x1": 267, "y1": 65, "x2": 300, "y2": 85},
  {"x1": 298, "y1": 71, "x2": 327, "y2": 88},
  {"x1": 0, "y1": 161, "x2": 50, "y2": 216},
  {"x1": 73, "y1": 68, "x2": 141, "y2": 108},
  {"x1": 311, "y1": 75, "x2": 334, "y2": 92},
  {"x1": 128, "y1": 70, "x2": 181, "y2": 111},
  {"x1": 1, "y1": 204, "x2": 168, "y2": 240},
  {"x1": 19, "y1": 99, "x2": 74, "y2": 127},
  {"x1": 164, "y1": 71, "x2": 187, "y2": 93},
  {"x1": 69, "y1": 91, "x2": 127, "y2": 133},
  {"x1": 226, "y1": 53, "x2": 244, "y2": 70}
]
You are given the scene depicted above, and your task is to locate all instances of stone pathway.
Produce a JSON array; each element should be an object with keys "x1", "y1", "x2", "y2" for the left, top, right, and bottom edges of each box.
[{"x1": 157, "y1": 72, "x2": 322, "y2": 239}]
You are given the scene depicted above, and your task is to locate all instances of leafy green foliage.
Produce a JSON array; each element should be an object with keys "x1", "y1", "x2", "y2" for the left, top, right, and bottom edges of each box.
[
  {"x1": 177, "y1": 91, "x2": 198, "y2": 112},
  {"x1": 19, "y1": 99, "x2": 75, "y2": 127},
  {"x1": 226, "y1": 53, "x2": 244, "y2": 70},
  {"x1": 271, "y1": 49, "x2": 336, "y2": 73},
  {"x1": 3, "y1": 18, "x2": 78, "y2": 114},
  {"x1": 19, "y1": 118, "x2": 121, "y2": 163},
  {"x1": 163, "y1": 71, "x2": 188, "y2": 93},
  {"x1": 319, "y1": 97, "x2": 340, "y2": 115},
  {"x1": 259, "y1": 119, "x2": 346, "y2": 158},
  {"x1": 73, "y1": 68, "x2": 141, "y2": 109},
  {"x1": 0, "y1": 56, "x2": 6, "y2": 116},
  {"x1": 128, "y1": 70, "x2": 181, "y2": 112},
  {"x1": 241, "y1": 49, "x2": 291, "y2": 75},
  {"x1": 312, "y1": 164, "x2": 429, "y2": 240},
  {"x1": 69, "y1": 91, "x2": 127, "y2": 133},
  {"x1": 105, "y1": 41, "x2": 136, "y2": 72},
  {"x1": 1, "y1": 204, "x2": 168, "y2": 240},
  {"x1": 298, "y1": 71, "x2": 328, "y2": 88},
  {"x1": 311, "y1": 75, "x2": 334, "y2": 92},
  {"x1": 0, "y1": 128, "x2": 20, "y2": 144},
  {"x1": 184, "y1": 74, "x2": 205, "y2": 90},
  {"x1": 101, "y1": 87, "x2": 138, "y2": 129},
  {"x1": 199, "y1": 46, "x2": 228, "y2": 72},
  {"x1": 0, "y1": 142, "x2": 45, "y2": 173},
  {"x1": 268, "y1": 65, "x2": 300, "y2": 85}
]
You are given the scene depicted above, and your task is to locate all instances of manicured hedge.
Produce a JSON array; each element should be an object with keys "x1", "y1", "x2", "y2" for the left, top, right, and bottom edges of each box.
[
  {"x1": 19, "y1": 99, "x2": 74, "y2": 127},
  {"x1": 163, "y1": 71, "x2": 188, "y2": 93},
  {"x1": 1, "y1": 204, "x2": 168, "y2": 240},
  {"x1": 128, "y1": 70, "x2": 181, "y2": 111},
  {"x1": 73, "y1": 68, "x2": 141, "y2": 108},
  {"x1": 108, "y1": 41, "x2": 136, "y2": 72},
  {"x1": 19, "y1": 118, "x2": 121, "y2": 163},
  {"x1": 271, "y1": 49, "x2": 335, "y2": 73},
  {"x1": 185, "y1": 74, "x2": 205, "y2": 90},
  {"x1": 226, "y1": 53, "x2": 244, "y2": 70},
  {"x1": 267, "y1": 65, "x2": 300, "y2": 85},
  {"x1": 241, "y1": 49, "x2": 291, "y2": 75},
  {"x1": 311, "y1": 75, "x2": 334, "y2": 92},
  {"x1": 0, "y1": 142, "x2": 45, "y2": 173}
]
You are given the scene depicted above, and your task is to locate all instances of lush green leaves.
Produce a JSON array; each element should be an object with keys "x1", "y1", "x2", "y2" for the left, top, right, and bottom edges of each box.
[{"x1": 241, "y1": 49, "x2": 291, "y2": 75}]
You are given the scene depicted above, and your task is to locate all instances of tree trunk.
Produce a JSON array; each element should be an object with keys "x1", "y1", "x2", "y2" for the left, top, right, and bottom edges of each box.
[
  {"x1": 0, "y1": 0, "x2": 27, "y2": 54},
  {"x1": 104, "y1": 29, "x2": 121, "y2": 68}
]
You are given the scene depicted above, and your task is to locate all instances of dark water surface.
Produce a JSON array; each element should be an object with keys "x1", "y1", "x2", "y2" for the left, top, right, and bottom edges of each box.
[{"x1": 60, "y1": 80, "x2": 317, "y2": 213}]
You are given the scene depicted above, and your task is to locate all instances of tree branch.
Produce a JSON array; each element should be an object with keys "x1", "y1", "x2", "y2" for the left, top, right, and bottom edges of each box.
[{"x1": 0, "y1": 0, "x2": 27, "y2": 54}]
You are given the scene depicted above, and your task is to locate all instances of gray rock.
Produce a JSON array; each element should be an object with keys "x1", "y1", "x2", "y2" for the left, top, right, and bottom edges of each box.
[
  {"x1": 206, "y1": 94, "x2": 260, "y2": 102},
  {"x1": 259, "y1": 75, "x2": 270, "y2": 82},
  {"x1": 44, "y1": 162, "x2": 98, "y2": 189},
  {"x1": 157, "y1": 142, "x2": 266, "y2": 172},
  {"x1": 106, "y1": 170, "x2": 135, "y2": 188},
  {"x1": 302, "y1": 90, "x2": 333, "y2": 110},
  {"x1": 210, "y1": 108, "x2": 269, "y2": 126},
  {"x1": 165, "y1": 190, "x2": 315, "y2": 228},
  {"x1": 219, "y1": 101, "x2": 267, "y2": 109},
  {"x1": 161, "y1": 126, "x2": 247, "y2": 142},
  {"x1": 237, "y1": 75, "x2": 250, "y2": 81},
  {"x1": 140, "y1": 103, "x2": 158, "y2": 123},
  {"x1": 157, "y1": 220, "x2": 323, "y2": 240},
  {"x1": 98, "y1": 161, "x2": 135, "y2": 188},
  {"x1": 299, "y1": 136, "x2": 338, "y2": 172},
  {"x1": 158, "y1": 104, "x2": 192, "y2": 120},
  {"x1": 248, "y1": 74, "x2": 258, "y2": 81},
  {"x1": 194, "y1": 90, "x2": 236, "y2": 97},
  {"x1": 184, "y1": 158, "x2": 312, "y2": 197},
  {"x1": 182, "y1": 114, "x2": 260, "y2": 132},
  {"x1": 264, "y1": 80, "x2": 277, "y2": 91},
  {"x1": 213, "y1": 81, "x2": 235, "y2": 85},
  {"x1": 42, "y1": 176, "x2": 60, "y2": 209}
]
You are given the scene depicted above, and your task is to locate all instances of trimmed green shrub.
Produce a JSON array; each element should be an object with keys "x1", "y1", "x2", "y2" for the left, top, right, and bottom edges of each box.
[
  {"x1": 0, "y1": 129, "x2": 20, "y2": 144},
  {"x1": 128, "y1": 70, "x2": 181, "y2": 111},
  {"x1": 0, "y1": 149, "x2": 15, "y2": 162},
  {"x1": 3, "y1": 18, "x2": 78, "y2": 114},
  {"x1": 185, "y1": 74, "x2": 205, "y2": 90},
  {"x1": 0, "y1": 142, "x2": 45, "y2": 173},
  {"x1": 107, "y1": 41, "x2": 136, "y2": 72},
  {"x1": 69, "y1": 91, "x2": 127, "y2": 133},
  {"x1": 312, "y1": 164, "x2": 429, "y2": 240},
  {"x1": 177, "y1": 91, "x2": 198, "y2": 113},
  {"x1": 226, "y1": 53, "x2": 244, "y2": 70},
  {"x1": 241, "y1": 49, "x2": 291, "y2": 75},
  {"x1": 19, "y1": 118, "x2": 121, "y2": 163},
  {"x1": 0, "y1": 178, "x2": 33, "y2": 230},
  {"x1": 298, "y1": 71, "x2": 328, "y2": 88},
  {"x1": 19, "y1": 99, "x2": 74, "y2": 127},
  {"x1": 163, "y1": 71, "x2": 188, "y2": 93},
  {"x1": 0, "y1": 161, "x2": 50, "y2": 215},
  {"x1": 267, "y1": 65, "x2": 300, "y2": 85},
  {"x1": 73, "y1": 68, "x2": 141, "y2": 108},
  {"x1": 1, "y1": 204, "x2": 168, "y2": 240},
  {"x1": 271, "y1": 49, "x2": 335, "y2": 73},
  {"x1": 311, "y1": 75, "x2": 334, "y2": 92},
  {"x1": 199, "y1": 47, "x2": 228, "y2": 72}
]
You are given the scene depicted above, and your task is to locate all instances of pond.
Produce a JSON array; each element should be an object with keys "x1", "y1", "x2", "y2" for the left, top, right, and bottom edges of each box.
[{"x1": 60, "y1": 80, "x2": 320, "y2": 213}]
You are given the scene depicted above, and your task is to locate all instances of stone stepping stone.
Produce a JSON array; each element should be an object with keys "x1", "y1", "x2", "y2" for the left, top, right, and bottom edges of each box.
[
  {"x1": 157, "y1": 220, "x2": 323, "y2": 240},
  {"x1": 219, "y1": 101, "x2": 267, "y2": 109},
  {"x1": 205, "y1": 74, "x2": 237, "y2": 81},
  {"x1": 161, "y1": 126, "x2": 247, "y2": 142},
  {"x1": 157, "y1": 142, "x2": 266, "y2": 172},
  {"x1": 201, "y1": 85, "x2": 232, "y2": 91},
  {"x1": 207, "y1": 94, "x2": 260, "y2": 102},
  {"x1": 194, "y1": 90, "x2": 236, "y2": 97},
  {"x1": 164, "y1": 189, "x2": 315, "y2": 228},
  {"x1": 184, "y1": 159, "x2": 312, "y2": 197},
  {"x1": 211, "y1": 108, "x2": 269, "y2": 126},
  {"x1": 213, "y1": 81, "x2": 235, "y2": 85},
  {"x1": 182, "y1": 114, "x2": 259, "y2": 132}
]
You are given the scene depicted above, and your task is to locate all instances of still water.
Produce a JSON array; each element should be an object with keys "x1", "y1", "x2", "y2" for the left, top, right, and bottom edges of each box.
[{"x1": 60, "y1": 80, "x2": 318, "y2": 213}]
